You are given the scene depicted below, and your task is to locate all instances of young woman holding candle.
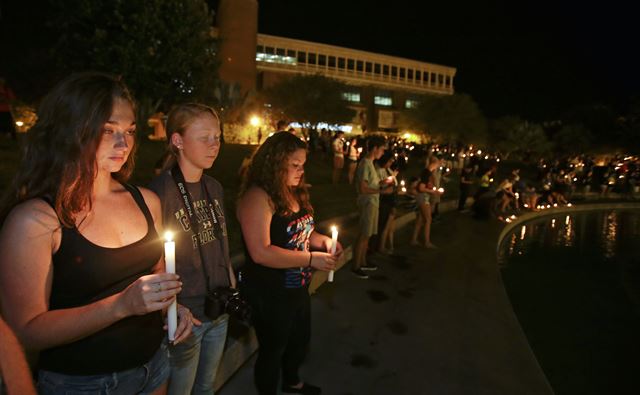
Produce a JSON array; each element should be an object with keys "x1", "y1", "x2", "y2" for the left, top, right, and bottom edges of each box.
[
  {"x1": 149, "y1": 103, "x2": 236, "y2": 395},
  {"x1": 410, "y1": 155, "x2": 443, "y2": 248},
  {"x1": 237, "y1": 132, "x2": 342, "y2": 395},
  {"x1": 0, "y1": 72, "x2": 193, "y2": 394},
  {"x1": 375, "y1": 152, "x2": 398, "y2": 254}
]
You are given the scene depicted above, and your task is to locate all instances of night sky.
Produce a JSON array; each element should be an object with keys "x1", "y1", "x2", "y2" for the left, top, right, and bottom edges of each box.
[
  {"x1": 243, "y1": 0, "x2": 640, "y2": 120},
  {"x1": 1, "y1": 0, "x2": 638, "y2": 121}
]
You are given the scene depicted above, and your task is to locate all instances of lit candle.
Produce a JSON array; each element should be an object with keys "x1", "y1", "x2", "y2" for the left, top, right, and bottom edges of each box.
[
  {"x1": 164, "y1": 232, "x2": 177, "y2": 342},
  {"x1": 401, "y1": 187, "x2": 407, "y2": 193},
  {"x1": 400, "y1": 180, "x2": 405, "y2": 186},
  {"x1": 437, "y1": 187, "x2": 445, "y2": 193},
  {"x1": 328, "y1": 226, "x2": 338, "y2": 282}
]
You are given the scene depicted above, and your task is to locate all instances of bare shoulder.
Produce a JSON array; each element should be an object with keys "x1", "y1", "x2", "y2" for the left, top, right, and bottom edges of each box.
[
  {"x1": 2, "y1": 199, "x2": 59, "y2": 236},
  {"x1": 137, "y1": 187, "x2": 162, "y2": 220},
  {"x1": 239, "y1": 186, "x2": 270, "y2": 207}
]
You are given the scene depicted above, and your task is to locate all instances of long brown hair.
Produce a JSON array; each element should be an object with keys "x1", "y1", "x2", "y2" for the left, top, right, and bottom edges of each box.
[
  {"x1": 239, "y1": 132, "x2": 313, "y2": 216},
  {"x1": 0, "y1": 72, "x2": 136, "y2": 227}
]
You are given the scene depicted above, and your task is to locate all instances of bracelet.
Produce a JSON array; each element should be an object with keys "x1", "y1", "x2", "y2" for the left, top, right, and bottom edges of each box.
[{"x1": 308, "y1": 251, "x2": 313, "y2": 267}]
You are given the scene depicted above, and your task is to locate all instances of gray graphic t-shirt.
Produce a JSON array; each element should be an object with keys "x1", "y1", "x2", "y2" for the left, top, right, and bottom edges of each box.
[{"x1": 150, "y1": 170, "x2": 231, "y2": 321}]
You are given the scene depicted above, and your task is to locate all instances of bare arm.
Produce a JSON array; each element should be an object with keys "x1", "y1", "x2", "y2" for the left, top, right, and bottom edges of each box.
[
  {"x1": 237, "y1": 187, "x2": 336, "y2": 272},
  {"x1": 0, "y1": 200, "x2": 180, "y2": 352},
  {"x1": 0, "y1": 315, "x2": 36, "y2": 395}
]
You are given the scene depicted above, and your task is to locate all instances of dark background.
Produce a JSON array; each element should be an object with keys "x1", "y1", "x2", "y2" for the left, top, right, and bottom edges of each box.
[
  {"x1": 242, "y1": 0, "x2": 639, "y2": 120},
  {"x1": 1, "y1": 0, "x2": 639, "y2": 121}
]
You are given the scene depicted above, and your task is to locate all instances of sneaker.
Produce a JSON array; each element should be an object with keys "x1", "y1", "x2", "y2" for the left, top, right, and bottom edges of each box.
[
  {"x1": 361, "y1": 263, "x2": 378, "y2": 271},
  {"x1": 351, "y1": 268, "x2": 369, "y2": 279}
]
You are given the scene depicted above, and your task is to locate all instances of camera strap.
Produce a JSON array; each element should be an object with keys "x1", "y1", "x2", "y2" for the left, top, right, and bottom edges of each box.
[{"x1": 170, "y1": 164, "x2": 230, "y2": 292}]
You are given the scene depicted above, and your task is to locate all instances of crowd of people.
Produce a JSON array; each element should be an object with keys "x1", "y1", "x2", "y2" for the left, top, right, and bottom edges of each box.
[{"x1": 0, "y1": 72, "x2": 638, "y2": 395}]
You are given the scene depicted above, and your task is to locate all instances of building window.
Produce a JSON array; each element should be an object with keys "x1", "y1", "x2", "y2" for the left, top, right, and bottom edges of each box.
[
  {"x1": 257, "y1": 45, "x2": 264, "y2": 53},
  {"x1": 399, "y1": 68, "x2": 406, "y2": 80},
  {"x1": 416, "y1": 70, "x2": 422, "y2": 81},
  {"x1": 430, "y1": 73, "x2": 436, "y2": 84},
  {"x1": 374, "y1": 95, "x2": 393, "y2": 106},
  {"x1": 356, "y1": 60, "x2": 364, "y2": 72},
  {"x1": 256, "y1": 50, "x2": 297, "y2": 65},
  {"x1": 328, "y1": 56, "x2": 336, "y2": 68},
  {"x1": 347, "y1": 59, "x2": 355, "y2": 70},
  {"x1": 276, "y1": 48, "x2": 285, "y2": 56},
  {"x1": 308, "y1": 53, "x2": 317, "y2": 65},
  {"x1": 342, "y1": 92, "x2": 361, "y2": 103},
  {"x1": 365, "y1": 62, "x2": 372, "y2": 73},
  {"x1": 445, "y1": 75, "x2": 451, "y2": 87},
  {"x1": 318, "y1": 54, "x2": 326, "y2": 66},
  {"x1": 405, "y1": 99, "x2": 419, "y2": 109},
  {"x1": 374, "y1": 63, "x2": 381, "y2": 75},
  {"x1": 383, "y1": 65, "x2": 389, "y2": 76},
  {"x1": 338, "y1": 57, "x2": 345, "y2": 69},
  {"x1": 265, "y1": 46, "x2": 274, "y2": 54},
  {"x1": 438, "y1": 74, "x2": 444, "y2": 85},
  {"x1": 408, "y1": 69, "x2": 414, "y2": 80},
  {"x1": 391, "y1": 66, "x2": 397, "y2": 78},
  {"x1": 287, "y1": 49, "x2": 296, "y2": 58},
  {"x1": 297, "y1": 51, "x2": 307, "y2": 64}
]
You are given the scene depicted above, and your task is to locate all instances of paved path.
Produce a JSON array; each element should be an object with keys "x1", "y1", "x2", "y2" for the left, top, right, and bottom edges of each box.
[{"x1": 219, "y1": 210, "x2": 553, "y2": 395}]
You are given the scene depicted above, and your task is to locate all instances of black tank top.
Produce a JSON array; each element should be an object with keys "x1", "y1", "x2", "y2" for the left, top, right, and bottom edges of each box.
[
  {"x1": 242, "y1": 208, "x2": 314, "y2": 290},
  {"x1": 39, "y1": 184, "x2": 164, "y2": 375}
]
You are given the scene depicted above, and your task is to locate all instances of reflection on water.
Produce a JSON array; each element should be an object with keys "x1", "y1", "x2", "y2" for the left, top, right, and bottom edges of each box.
[
  {"x1": 499, "y1": 210, "x2": 640, "y2": 266},
  {"x1": 498, "y1": 209, "x2": 640, "y2": 395}
]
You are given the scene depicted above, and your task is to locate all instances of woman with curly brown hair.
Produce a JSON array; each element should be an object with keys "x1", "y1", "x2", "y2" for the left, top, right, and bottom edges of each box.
[{"x1": 237, "y1": 132, "x2": 342, "y2": 395}]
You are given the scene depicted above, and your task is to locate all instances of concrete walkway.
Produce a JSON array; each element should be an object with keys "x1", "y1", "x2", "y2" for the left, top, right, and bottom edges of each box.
[{"x1": 218, "y1": 208, "x2": 553, "y2": 395}]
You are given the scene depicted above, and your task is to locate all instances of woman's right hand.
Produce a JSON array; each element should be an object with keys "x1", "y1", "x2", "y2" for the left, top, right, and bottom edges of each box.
[
  {"x1": 309, "y1": 251, "x2": 337, "y2": 272},
  {"x1": 117, "y1": 273, "x2": 182, "y2": 317}
]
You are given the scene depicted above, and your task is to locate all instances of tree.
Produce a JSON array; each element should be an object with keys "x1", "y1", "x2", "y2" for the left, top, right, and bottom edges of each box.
[
  {"x1": 398, "y1": 93, "x2": 487, "y2": 144},
  {"x1": 490, "y1": 117, "x2": 552, "y2": 159},
  {"x1": 552, "y1": 124, "x2": 594, "y2": 155},
  {"x1": 49, "y1": 0, "x2": 218, "y2": 123},
  {"x1": 261, "y1": 74, "x2": 355, "y2": 129}
]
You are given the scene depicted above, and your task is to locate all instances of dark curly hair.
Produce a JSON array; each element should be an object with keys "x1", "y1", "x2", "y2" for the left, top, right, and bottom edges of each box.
[
  {"x1": 0, "y1": 72, "x2": 136, "y2": 227},
  {"x1": 239, "y1": 132, "x2": 313, "y2": 216}
]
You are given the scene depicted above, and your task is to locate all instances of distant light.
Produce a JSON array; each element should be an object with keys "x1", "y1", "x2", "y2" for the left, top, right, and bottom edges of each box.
[
  {"x1": 249, "y1": 116, "x2": 261, "y2": 127},
  {"x1": 15, "y1": 121, "x2": 24, "y2": 127}
]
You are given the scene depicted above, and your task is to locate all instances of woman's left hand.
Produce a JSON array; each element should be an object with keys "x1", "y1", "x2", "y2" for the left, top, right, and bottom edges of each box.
[
  {"x1": 324, "y1": 238, "x2": 344, "y2": 258},
  {"x1": 169, "y1": 304, "x2": 201, "y2": 345}
]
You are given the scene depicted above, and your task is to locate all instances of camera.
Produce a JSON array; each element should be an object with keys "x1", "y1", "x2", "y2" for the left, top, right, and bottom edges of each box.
[{"x1": 205, "y1": 287, "x2": 252, "y2": 327}]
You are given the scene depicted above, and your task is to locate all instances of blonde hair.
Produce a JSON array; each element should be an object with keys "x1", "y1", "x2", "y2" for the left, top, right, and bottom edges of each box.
[{"x1": 161, "y1": 103, "x2": 220, "y2": 169}]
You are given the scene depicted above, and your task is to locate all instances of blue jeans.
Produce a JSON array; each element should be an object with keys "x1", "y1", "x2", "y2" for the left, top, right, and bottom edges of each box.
[
  {"x1": 167, "y1": 314, "x2": 229, "y2": 395},
  {"x1": 38, "y1": 343, "x2": 169, "y2": 394}
]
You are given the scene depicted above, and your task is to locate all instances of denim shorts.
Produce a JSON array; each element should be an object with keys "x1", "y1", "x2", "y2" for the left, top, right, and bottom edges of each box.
[{"x1": 37, "y1": 343, "x2": 169, "y2": 395}]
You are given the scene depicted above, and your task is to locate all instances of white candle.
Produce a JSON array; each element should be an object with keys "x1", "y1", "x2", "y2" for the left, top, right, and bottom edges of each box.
[
  {"x1": 164, "y1": 232, "x2": 178, "y2": 342},
  {"x1": 328, "y1": 226, "x2": 338, "y2": 282}
]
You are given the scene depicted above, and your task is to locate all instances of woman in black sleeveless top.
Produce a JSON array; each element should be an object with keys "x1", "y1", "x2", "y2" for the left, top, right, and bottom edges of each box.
[
  {"x1": 0, "y1": 73, "x2": 193, "y2": 394},
  {"x1": 237, "y1": 132, "x2": 343, "y2": 395}
]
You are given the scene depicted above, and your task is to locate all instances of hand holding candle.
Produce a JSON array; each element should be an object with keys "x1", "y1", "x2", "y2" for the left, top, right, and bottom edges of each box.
[
  {"x1": 328, "y1": 226, "x2": 338, "y2": 282},
  {"x1": 164, "y1": 232, "x2": 178, "y2": 342}
]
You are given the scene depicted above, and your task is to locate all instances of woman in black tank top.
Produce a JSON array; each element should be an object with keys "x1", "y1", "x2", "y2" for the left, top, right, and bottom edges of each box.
[
  {"x1": 0, "y1": 73, "x2": 194, "y2": 394},
  {"x1": 237, "y1": 132, "x2": 344, "y2": 395}
]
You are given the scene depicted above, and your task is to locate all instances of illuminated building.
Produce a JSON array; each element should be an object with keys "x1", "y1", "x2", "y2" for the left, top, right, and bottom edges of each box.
[{"x1": 215, "y1": 0, "x2": 456, "y2": 133}]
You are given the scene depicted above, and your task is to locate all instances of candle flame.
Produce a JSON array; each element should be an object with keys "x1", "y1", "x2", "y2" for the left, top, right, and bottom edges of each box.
[
  {"x1": 164, "y1": 231, "x2": 174, "y2": 242},
  {"x1": 331, "y1": 225, "x2": 337, "y2": 233}
]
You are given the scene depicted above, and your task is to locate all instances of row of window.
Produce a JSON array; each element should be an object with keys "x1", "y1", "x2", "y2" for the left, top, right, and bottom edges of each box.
[
  {"x1": 340, "y1": 92, "x2": 420, "y2": 109},
  {"x1": 256, "y1": 45, "x2": 453, "y2": 88}
]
